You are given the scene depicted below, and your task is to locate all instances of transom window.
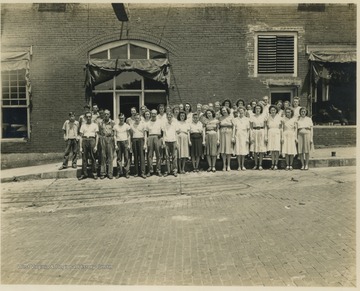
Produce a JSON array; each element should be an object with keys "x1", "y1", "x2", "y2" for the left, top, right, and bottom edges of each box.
[
  {"x1": 90, "y1": 40, "x2": 167, "y2": 60},
  {"x1": 255, "y1": 32, "x2": 297, "y2": 76}
]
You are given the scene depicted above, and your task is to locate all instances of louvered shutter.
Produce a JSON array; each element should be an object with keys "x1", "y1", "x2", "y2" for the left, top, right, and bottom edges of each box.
[{"x1": 258, "y1": 35, "x2": 294, "y2": 74}]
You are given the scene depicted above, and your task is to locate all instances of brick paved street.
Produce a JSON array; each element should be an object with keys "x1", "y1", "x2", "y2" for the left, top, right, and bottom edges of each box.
[{"x1": 1, "y1": 166, "x2": 356, "y2": 287}]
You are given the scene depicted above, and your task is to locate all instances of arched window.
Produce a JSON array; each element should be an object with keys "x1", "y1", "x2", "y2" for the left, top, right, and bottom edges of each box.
[{"x1": 88, "y1": 40, "x2": 169, "y2": 118}]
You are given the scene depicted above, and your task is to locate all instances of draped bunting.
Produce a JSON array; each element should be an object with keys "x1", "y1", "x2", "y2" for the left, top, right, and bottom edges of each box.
[
  {"x1": 309, "y1": 51, "x2": 356, "y2": 63},
  {"x1": 84, "y1": 58, "x2": 170, "y2": 101},
  {"x1": 1, "y1": 51, "x2": 32, "y2": 97}
]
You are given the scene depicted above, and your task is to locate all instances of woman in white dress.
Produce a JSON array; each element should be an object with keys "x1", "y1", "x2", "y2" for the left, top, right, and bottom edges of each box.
[
  {"x1": 266, "y1": 105, "x2": 282, "y2": 170},
  {"x1": 297, "y1": 107, "x2": 314, "y2": 170},
  {"x1": 250, "y1": 104, "x2": 267, "y2": 170},
  {"x1": 176, "y1": 111, "x2": 190, "y2": 174},
  {"x1": 219, "y1": 106, "x2": 234, "y2": 171},
  {"x1": 232, "y1": 106, "x2": 250, "y2": 170},
  {"x1": 282, "y1": 107, "x2": 298, "y2": 170}
]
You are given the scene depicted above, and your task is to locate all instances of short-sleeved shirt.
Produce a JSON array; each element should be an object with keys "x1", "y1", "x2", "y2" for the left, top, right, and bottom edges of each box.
[
  {"x1": 177, "y1": 121, "x2": 190, "y2": 134},
  {"x1": 162, "y1": 121, "x2": 178, "y2": 142},
  {"x1": 80, "y1": 122, "x2": 99, "y2": 138},
  {"x1": 189, "y1": 121, "x2": 203, "y2": 134},
  {"x1": 114, "y1": 123, "x2": 130, "y2": 141},
  {"x1": 130, "y1": 122, "x2": 147, "y2": 138},
  {"x1": 62, "y1": 120, "x2": 79, "y2": 139},
  {"x1": 147, "y1": 119, "x2": 163, "y2": 135},
  {"x1": 251, "y1": 114, "x2": 266, "y2": 128},
  {"x1": 293, "y1": 106, "x2": 301, "y2": 119},
  {"x1": 297, "y1": 116, "x2": 313, "y2": 129}
]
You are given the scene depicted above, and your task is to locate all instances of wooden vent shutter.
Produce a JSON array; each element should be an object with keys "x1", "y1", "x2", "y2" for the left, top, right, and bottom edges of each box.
[{"x1": 258, "y1": 35, "x2": 294, "y2": 74}]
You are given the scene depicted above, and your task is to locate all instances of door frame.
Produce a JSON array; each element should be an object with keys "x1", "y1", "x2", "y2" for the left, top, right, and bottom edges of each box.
[
  {"x1": 115, "y1": 92, "x2": 142, "y2": 119},
  {"x1": 269, "y1": 86, "x2": 297, "y2": 105}
]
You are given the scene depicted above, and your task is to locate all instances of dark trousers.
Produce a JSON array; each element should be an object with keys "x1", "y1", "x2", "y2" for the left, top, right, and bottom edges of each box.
[
  {"x1": 147, "y1": 135, "x2": 161, "y2": 173},
  {"x1": 100, "y1": 136, "x2": 115, "y2": 177},
  {"x1": 62, "y1": 139, "x2": 78, "y2": 167},
  {"x1": 116, "y1": 140, "x2": 130, "y2": 175},
  {"x1": 82, "y1": 138, "x2": 96, "y2": 177},
  {"x1": 165, "y1": 141, "x2": 178, "y2": 174},
  {"x1": 132, "y1": 138, "x2": 145, "y2": 175}
]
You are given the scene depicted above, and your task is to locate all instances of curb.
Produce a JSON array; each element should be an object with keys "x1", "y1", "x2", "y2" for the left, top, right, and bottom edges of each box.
[{"x1": 1, "y1": 157, "x2": 356, "y2": 183}]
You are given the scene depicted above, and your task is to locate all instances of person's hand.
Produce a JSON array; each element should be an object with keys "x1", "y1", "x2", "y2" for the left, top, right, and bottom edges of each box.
[
  {"x1": 64, "y1": 137, "x2": 68, "y2": 142},
  {"x1": 217, "y1": 140, "x2": 220, "y2": 146},
  {"x1": 162, "y1": 143, "x2": 165, "y2": 149},
  {"x1": 79, "y1": 148, "x2": 83, "y2": 154},
  {"x1": 202, "y1": 141, "x2": 206, "y2": 146},
  {"x1": 189, "y1": 141, "x2": 192, "y2": 146},
  {"x1": 115, "y1": 145, "x2": 118, "y2": 151},
  {"x1": 295, "y1": 139, "x2": 298, "y2": 144},
  {"x1": 264, "y1": 138, "x2": 268, "y2": 144},
  {"x1": 281, "y1": 138, "x2": 284, "y2": 144},
  {"x1": 93, "y1": 146, "x2": 97, "y2": 153},
  {"x1": 231, "y1": 137, "x2": 235, "y2": 144},
  {"x1": 310, "y1": 140, "x2": 313, "y2": 145},
  {"x1": 143, "y1": 144, "x2": 147, "y2": 150}
]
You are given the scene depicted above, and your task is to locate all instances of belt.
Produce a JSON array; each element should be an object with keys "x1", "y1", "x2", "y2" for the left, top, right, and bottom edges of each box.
[
  {"x1": 83, "y1": 136, "x2": 95, "y2": 139},
  {"x1": 149, "y1": 134, "x2": 161, "y2": 137},
  {"x1": 100, "y1": 135, "x2": 114, "y2": 137},
  {"x1": 220, "y1": 125, "x2": 233, "y2": 128},
  {"x1": 253, "y1": 127, "x2": 264, "y2": 130}
]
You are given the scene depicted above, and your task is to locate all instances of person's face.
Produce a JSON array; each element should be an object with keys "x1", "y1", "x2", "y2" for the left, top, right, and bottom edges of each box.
[
  {"x1": 159, "y1": 106, "x2": 165, "y2": 114},
  {"x1": 179, "y1": 104, "x2": 184, "y2": 110},
  {"x1": 300, "y1": 108, "x2": 306, "y2": 117},
  {"x1": 185, "y1": 104, "x2": 190, "y2": 112},
  {"x1": 251, "y1": 101, "x2": 257, "y2": 108},
  {"x1": 285, "y1": 109, "x2": 292, "y2": 118},
  {"x1": 174, "y1": 108, "x2": 179, "y2": 116},
  {"x1": 246, "y1": 105, "x2": 251, "y2": 110},
  {"x1": 270, "y1": 107, "x2": 277, "y2": 116},
  {"x1": 85, "y1": 114, "x2": 92, "y2": 123},
  {"x1": 233, "y1": 111, "x2": 239, "y2": 118},
  {"x1": 221, "y1": 108, "x2": 228, "y2": 116},
  {"x1": 293, "y1": 99, "x2": 299, "y2": 107},
  {"x1": 193, "y1": 114, "x2": 199, "y2": 123},
  {"x1": 206, "y1": 111, "x2": 213, "y2": 119},
  {"x1": 263, "y1": 97, "x2": 269, "y2": 105},
  {"x1": 151, "y1": 112, "x2": 157, "y2": 120},
  {"x1": 119, "y1": 116, "x2": 125, "y2": 124},
  {"x1": 131, "y1": 108, "x2": 137, "y2": 116},
  {"x1": 69, "y1": 115, "x2": 75, "y2": 122},
  {"x1": 224, "y1": 101, "x2": 230, "y2": 107},
  {"x1": 104, "y1": 112, "x2": 110, "y2": 121},
  {"x1": 284, "y1": 101, "x2": 290, "y2": 108},
  {"x1": 92, "y1": 105, "x2": 99, "y2": 113},
  {"x1": 277, "y1": 102, "x2": 283, "y2": 109},
  {"x1": 238, "y1": 108, "x2": 245, "y2": 117},
  {"x1": 167, "y1": 114, "x2": 173, "y2": 122},
  {"x1": 134, "y1": 115, "x2": 140, "y2": 124},
  {"x1": 214, "y1": 103, "x2": 220, "y2": 111},
  {"x1": 238, "y1": 101, "x2": 244, "y2": 107},
  {"x1": 255, "y1": 106, "x2": 261, "y2": 114},
  {"x1": 179, "y1": 113, "x2": 186, "y2": 121},
  {"x1": 196, "y1": 104, "x2": 202, "y2": 111},
  {"x1": 140, "y1": 107, "x2": 146, "y2": 113},
  {"x1": 166, "y1": 106, "x2": 171, "y2": 114},
  {"x1": 232, "y1": 104, "x2": 238, "y2": 110},
  {"x1": 208, "y1": 103, "x2": 214, "y2": 110},
  {"x1": 145, "y1": 111, "x2": 151, "y2": 120}
]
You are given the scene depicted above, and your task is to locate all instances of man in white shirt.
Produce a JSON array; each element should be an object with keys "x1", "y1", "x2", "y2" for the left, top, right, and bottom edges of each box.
[
  {"x1": 59, "y1": 112, "x2": 80, "y2": 170},
  {"x1": 114, "y1": 113, "x2": 131, "y2": 178},
  {"x1": 98, "y1": 109, "x2": 115, "y2": 179},
  {"x1": 162, "y1": 112, "x2": 178, "y2": 177},
  {"x1": 130, "y1": 114, "x2": 147, "y2": 178},
  {"x1": 78, "y1": 112, "x2": 99, "y2": 180},
  {"x1": 146, "y1": 109, "x2": 163, "y2": 176},
  {"x1": 292, "y1": 97, "x2": 301, "y2": 120},
  {"x1": 262, "y1": 95, "x2": 270, "y2": 117}
]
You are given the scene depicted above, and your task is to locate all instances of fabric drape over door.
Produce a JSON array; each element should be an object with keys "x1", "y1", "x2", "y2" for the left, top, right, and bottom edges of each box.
[{"x1": 84, "y1": 58, "x2": 170, "y2": 101}]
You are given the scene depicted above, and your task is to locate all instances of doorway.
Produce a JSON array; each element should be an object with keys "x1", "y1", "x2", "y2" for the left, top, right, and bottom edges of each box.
[{"x1": 117, "y1": 94, "x2": 141, "y2": 119}]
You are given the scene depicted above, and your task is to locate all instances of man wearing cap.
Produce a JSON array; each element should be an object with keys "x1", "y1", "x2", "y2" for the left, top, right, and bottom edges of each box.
[
  {"x1": 59, "y1": 111, "x2": 80, "y2": 170},
  {"x1": 114, "y1": 113, "x2": 131, "y2": 178},
  {"x1": 78, "y1": 112, "x2": 99, "y2": 180},
  {"x1": 98, "y1": 109, "x2": 115, "y2": 179},
  {"x1": 146, "y1": 109, "x2": 163, "y2": 176}
]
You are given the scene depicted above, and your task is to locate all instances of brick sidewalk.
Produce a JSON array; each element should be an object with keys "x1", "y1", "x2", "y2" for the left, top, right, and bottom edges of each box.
[{"x1": 1, "y1": 167, "x2": 356, "y2": 286}]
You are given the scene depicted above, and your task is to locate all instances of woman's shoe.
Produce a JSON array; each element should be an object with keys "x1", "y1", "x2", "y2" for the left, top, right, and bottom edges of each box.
[
  {"x1": 212, "y1": 167, "x2": 216, "y2": 172},
  {"x1": 285, "y1": 166, "x2": 289, "y2": 171},
  {"x1": 304, "y1": 165, "x2": 309, "y2": 170},
  {"x1": 289, "y1": 166, "x2": 293, "y2": 171},
  {"x1": 259, "y1": 166, "x2": 263, "y2": 171},
  {"x1": 301, "y1": 166, "x2": 305, "y2": 170},
  {"x1": 242, "y1": 167, "x2": 246, "y2": 171},
  {"x1": 252, "y1": 165, "x2": 257, "y2": 170},
  {"x1": 207, "y1": 167, "x2": 211, "y2": 172},
  {"x1": 274, "y1": 165, "x2": 278, "y2": 170}
]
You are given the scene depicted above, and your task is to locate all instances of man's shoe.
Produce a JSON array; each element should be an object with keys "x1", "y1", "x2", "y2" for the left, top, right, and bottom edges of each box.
[
  {"x1": 72, "y1": 164, "x2": 77, "y2": 169},
  {"x1": 146, "y1": 172, "x2": 151, "y2": 177},
  {"x1": 141, "y1": 174, "x2": 147, "y2": 179},
  {"x1": 157, "y1": 171, "x2": 162, "y2": 177},
  {"x1": 58, "y1": 165, "x2": 67, "y2": 170},
  {"x1": 163, "y1": 172, "x2": 168, "y2": 177},
  {"x1": 78, "y1": 175, "x2": 87, "y2": 180},
  {"x1": 100, "y1": 175, "x2": 106, "y2": 179},
  {"x1": 108, "y1": 175, "x2": 113, "y2": 179},
  {"x1": 125, "y1": 173, "x2": 130, "y2": 179},
  {"x1": 173, "y1": 172, "x2": 178, "y2": 177},
  {"x1": 93, "y1": 175, "x2": 98, "y2": 180},
  {"x1": 115, "y1": 175, "x2": 120, "y2": 179}
]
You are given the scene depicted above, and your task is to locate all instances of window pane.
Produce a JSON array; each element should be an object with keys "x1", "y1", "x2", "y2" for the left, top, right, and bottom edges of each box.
[
  {"x1": 91, "y1": 50, "x2": 108, "y2": 59},
  {"x1": 2, "y1": 100, "x2": 10, "y2": 105},
  {"x1": 94, "y1": 78, "x2": 114, "y2": 90},
  {"x1": 19, "y1": 100, "x2": 27, "y2": 105},
  {"x1": 144, "y1": 92, "x2": 167, "y2": 110},
  {"x1": 144, "y1": 78, "x2": 167, "y2": 90},
  {"x1": 130, "y1": 44, "x2": 147, "y2": 59},
  {"x1": 115, "y1": 71, "x2": 142, "y2": 89},
  {"x1": 19, "y1": 87, "x2": 26, "y2": 97},
  {"x1": 110, "y1": 45, "x2": 128, "y2": 59},
  {"x1": 2, "y1": 87, "x2": 9, "y2": 96},
  {"x1": 2, "y1": 107, "x2": 28, "y2": 138},
  {"x1": 93, "y1": 93, "x2": 114, "y2": 119},
  {"x1": 149, "y1": 49, "x2": 167, "y2": 59}
]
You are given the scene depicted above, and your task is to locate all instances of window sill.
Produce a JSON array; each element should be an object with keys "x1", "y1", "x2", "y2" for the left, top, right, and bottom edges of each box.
[{"x1": 1, "y1": 138, "x2": 29, "y2": 143}]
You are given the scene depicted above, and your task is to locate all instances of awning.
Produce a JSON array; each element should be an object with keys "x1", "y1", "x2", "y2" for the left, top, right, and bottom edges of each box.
[
  {"x1": 84, "y1": 58, "x2": 170, "y2": 100},
  {"x1": 1, "y1": 50, "x2": 32, "y2": 97},
  {"x1": 309, "y1": 51, "x2": 356, "y2": 63}
]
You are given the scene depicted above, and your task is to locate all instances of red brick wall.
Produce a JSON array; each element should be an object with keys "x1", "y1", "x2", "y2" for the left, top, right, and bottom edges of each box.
[{"x1": 1, "y1": 3, "x2": 356, "y2": 153}]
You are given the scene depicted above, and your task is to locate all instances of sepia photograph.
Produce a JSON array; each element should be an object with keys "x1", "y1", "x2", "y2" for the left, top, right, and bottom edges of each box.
[{"x1": 0, "y1": 1, "x2": 357, "y2": 290}]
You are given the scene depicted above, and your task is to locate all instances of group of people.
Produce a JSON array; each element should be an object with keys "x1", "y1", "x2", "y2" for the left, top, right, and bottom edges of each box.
[{"x1": 59, "y1": 95, "x2": 314, "y2": 180}]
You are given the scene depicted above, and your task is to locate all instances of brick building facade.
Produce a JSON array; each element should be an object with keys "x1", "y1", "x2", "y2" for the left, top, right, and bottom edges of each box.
[{"x1": 1, "y1": 3, "x2": 356, "y2": 153}]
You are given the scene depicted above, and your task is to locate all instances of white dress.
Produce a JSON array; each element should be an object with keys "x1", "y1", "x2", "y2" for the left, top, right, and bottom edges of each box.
[
  {"x1": 250, "y1": 114, "x2": 267, "y2": 153},
  {"x1": 282, "y1": 117, "x2": 297, "y2": 155},
  {"x1": 266, "y1": 114, "x2": 281, "y2": 151},
  {"x1": 233, "y1": 117, "x2": 250, "y2": 155}
]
